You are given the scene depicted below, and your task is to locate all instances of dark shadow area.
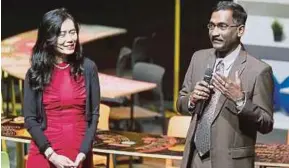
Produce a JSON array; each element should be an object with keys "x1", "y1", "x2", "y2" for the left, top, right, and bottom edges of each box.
[{"x1": 2, "y1": 0, "x2": 230, "y2": 103}]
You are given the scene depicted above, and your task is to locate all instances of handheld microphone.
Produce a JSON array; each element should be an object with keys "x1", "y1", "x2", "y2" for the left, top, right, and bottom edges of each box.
[{"x1": 197, "y1": 68, "x2": 213, "y2": 119}]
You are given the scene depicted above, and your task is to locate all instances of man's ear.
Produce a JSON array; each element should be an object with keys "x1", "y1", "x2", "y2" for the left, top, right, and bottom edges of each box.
[{"x1": 237, "y1": 25, "x2": 245, "y2": 37}]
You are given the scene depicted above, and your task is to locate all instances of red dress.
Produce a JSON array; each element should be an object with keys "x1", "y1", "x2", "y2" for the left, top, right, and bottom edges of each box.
[{"x1": 26, "y1": 63, "x2": 93, "y2": 168}]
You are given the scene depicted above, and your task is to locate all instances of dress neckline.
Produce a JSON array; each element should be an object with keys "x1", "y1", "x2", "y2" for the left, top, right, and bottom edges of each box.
[{"x1": 54, "y1": 62, "x2": 70, "y2": 70}]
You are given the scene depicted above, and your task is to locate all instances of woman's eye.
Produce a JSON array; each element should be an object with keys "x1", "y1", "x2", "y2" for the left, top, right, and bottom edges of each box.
[{"x1": 59, "y1": 34, "x2": 65, "y2": 37}]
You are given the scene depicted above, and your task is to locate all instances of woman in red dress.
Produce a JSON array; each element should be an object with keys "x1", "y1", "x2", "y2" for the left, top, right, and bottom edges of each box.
[{"x1": 23, "y1": 8, "x2": 100, "y2": 168}]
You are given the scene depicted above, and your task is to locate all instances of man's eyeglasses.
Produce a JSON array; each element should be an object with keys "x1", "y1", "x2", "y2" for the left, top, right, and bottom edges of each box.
[{"x1": 207, "y1": 23, "x2": 240, "y2": 31}]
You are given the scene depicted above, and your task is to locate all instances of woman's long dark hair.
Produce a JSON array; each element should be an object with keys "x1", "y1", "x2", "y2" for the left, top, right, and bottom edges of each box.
[{"x1": 28, "y1": 8, "x2": 84, "y2": 91}]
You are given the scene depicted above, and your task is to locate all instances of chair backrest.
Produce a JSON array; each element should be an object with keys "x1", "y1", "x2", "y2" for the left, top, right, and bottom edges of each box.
[
  {"x1": 132, "y1": 62, "x2": 165, "y2": 112},
  {"x1": 166, "y1": 116, "x2": 191, "y2": 167},
  {"x1": 1, "y1": 151, "x2": 10, "y2": 168},
  {"x1": 131, "y1": 35, "x2": 154, "y2": 67},
  {"x1": 116, "y1": 47, "x2": 132, "y2": 77},
  {"x1": 167, "y1": 116, "x2": 191, "y2": 138},
  {"x1": 97, "y1": 104, "x2": 110, "y2": 130},
  {"x1": 116, "y1": 34, "x2": 155, "y2": 77}
]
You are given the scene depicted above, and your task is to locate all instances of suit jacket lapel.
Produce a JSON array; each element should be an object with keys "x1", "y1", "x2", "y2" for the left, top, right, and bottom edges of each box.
[
  {"x1": 206, "y1": 49, "x2": 217, "y2": 71},
  {"x1": 197, "y1": 49, "x2": 216, "y2": 80},
  {"x1": 211, "y1": 48, "x2": 247, "y2": 124}
]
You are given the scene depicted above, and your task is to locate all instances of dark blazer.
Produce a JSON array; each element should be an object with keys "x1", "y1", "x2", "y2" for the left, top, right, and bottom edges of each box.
[
  {"x1": 177, "y1": 48, "x2": 274, "y2": 168},
  {"x1": 23, "y1": 57, "x2": 100, "y2": 155}
]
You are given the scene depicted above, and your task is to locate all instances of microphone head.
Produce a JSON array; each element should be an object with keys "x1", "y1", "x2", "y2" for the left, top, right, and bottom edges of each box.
[{"x1": 203, "y1": 68, "x2": 213, "y2": 83}]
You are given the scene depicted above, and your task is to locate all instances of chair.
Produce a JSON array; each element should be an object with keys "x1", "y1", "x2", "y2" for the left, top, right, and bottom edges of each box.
[
  {"x1": 166, "y1": 116, "x2": 191, "y2": 168},
  {"x1": 93, "y1": 104, "x2": 115, "y2": 168},
  {"x1": 97, "y1": 104, "x2": 111, "y2": 131},
  {"x1": 1, "y1": 151, "x2": 10, "y2": 168},
  {"x1": 116, "y1": 46, "x2": 132, "y2": 77},
  {"x1": 1, "y1": 94, "x2": 8, "y2": 152},
  {"x1": 100, "y1": 47, "x2": 132, "y2": 107},
  {"x1": 1, "y1": 71, "x2": 23, "y2": 116},
  {"x1": 101, "y1": 35, "x2": 156, "y2": 108},
  {"x1": 109, "y1": 62, "x2": 166, "y2": 133},
  {"x1": 130, "y1": 35, "x2": 154, "y2": 68},
  {"x1": 1, "y1": 72, "x2": 24, "y2": 167},
  {"x1": 115, "y1": 34, "x2": 155, "y2": 79}
]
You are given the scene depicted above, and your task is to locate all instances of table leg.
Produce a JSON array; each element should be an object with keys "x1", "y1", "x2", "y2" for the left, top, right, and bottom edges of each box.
[
  {"x1": 110, "y1": 154, "x2": 116, "y2": 168},
  {"x1": 106, "y1": 153, "x2": 110, "y2": 168},
  {"x1": 128, "y1": 94, "x2": 136, "y2": 168},
  {"x1": 10, "y1": 78, "x2": 17, "y2": 116},
  {"x1": 129, "y1": 156, "x2": 133, "y2": 168},
  {"x1": 129, "y1": 94, "x2": 135, "y2": 131},
  {"x1": 5, "y1": 76, "x2": 10, "y2": 116},
  {"x1": 1, "y1": 140, "x2": 7, "y2": 152},
  {"x1": 105, "y1": 154, "x2": 117, "y2": 168},
  {"x1": 16, "y1": 142, "x2": 24, "y2": 168}
]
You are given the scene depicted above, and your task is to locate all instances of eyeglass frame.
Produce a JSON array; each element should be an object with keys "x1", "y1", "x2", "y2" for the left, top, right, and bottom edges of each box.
[{"x1": 207, "y1": 22, "x2": 241, "y2": 31}]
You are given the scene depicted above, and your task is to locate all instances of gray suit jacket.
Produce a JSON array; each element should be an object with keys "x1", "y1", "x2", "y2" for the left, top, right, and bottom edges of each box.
[{"x1": 177, "y1": 48, "x2": 274, "y2": 168}]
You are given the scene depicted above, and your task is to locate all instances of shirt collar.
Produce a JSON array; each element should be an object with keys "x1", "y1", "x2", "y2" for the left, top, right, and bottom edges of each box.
[{"x1": 216, "y1": 44, "x2": 241, "y2": 70}]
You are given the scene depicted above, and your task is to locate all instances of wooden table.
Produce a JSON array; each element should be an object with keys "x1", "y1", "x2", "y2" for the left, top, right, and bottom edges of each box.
[
  {"x1": 1, "y1": 24, "x2": 126, "y2": 80},
  {"x1": 0, "y1": 55, "x2": 156, "y2": 99},
  {"x1": 2, "y1": 24, "x2": 127, "y2": 54},
  {"x1": 2, "y1": 117, "x2": 289, "y2": 168},
  {"x1": 1, "y1": 130, "x2": 183, "y2": 160},
  {"x1": 2, "y1": 117, "x2": 183, "y2": 168},
  {"x1": 1, "y1": 24, "x2": 156, "y2": 99},
  {"x1": 1, "y1": 53, "x2": 157, "y2": 128},
  {"x1": 98, "y1": 73, "x2": 156, "y2": 99},
  {"x1": 1, "y1": 50, "x2": 157, "y2": 130}
]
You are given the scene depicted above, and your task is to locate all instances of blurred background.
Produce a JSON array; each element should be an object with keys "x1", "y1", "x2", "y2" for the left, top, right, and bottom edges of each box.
[
  {"x1": 2, "y1": 0, "x2": 289, "y2": 167},
  {"x1": 2, "y1": 0, "x2": 222, "y2": 103}
]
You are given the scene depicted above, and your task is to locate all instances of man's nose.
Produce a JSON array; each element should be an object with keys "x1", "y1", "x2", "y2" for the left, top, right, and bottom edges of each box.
[{"x1": 210, "y1": 28, "x2": 220, "y2": 37}]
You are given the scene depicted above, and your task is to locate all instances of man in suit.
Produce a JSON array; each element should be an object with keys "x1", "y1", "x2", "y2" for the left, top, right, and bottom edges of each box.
[{"x1": 177, "y1": 1, "x2": 274, "y2": 168}]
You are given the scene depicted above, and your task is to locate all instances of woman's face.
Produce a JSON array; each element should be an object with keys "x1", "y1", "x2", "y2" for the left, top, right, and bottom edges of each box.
[{"x1": 55, "y1": 19, "x2": 78, "y2": 56}]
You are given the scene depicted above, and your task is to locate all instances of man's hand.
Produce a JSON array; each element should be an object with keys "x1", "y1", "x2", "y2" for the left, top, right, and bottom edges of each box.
[
  {"x1": 190, "y1": 80, "x2": 213, "y2": 105},
  {"x1": 212, "y1": 71, "x2": 244, "y2": 102},
  {"x1": 48, "y1": 152, "x2": 74, "y2": 168}
]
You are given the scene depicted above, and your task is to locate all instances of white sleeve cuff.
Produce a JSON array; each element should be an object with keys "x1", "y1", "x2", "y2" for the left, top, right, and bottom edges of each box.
[
  {"x1": 236, "y1": 93, "x2": 247, "y2": 112},
  {"x1": 44, "y1": 147, "x2": 54, "y2": 158},
  {"x1": 188, "y1": 96, "x2": 196, "y2": 111}
]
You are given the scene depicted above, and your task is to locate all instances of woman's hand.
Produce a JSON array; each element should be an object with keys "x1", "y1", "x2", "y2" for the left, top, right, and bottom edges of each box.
[
  {"x1": 48, "y1": 152, "x2": 75, "y2": 168},
  {"x1": 73, "y1": 153, "x2": 86, "y2": 167}
]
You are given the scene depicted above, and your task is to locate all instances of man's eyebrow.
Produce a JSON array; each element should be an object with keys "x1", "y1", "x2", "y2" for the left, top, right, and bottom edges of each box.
[
  {"x1": 217, "y1": 22, "x2": 228, "y2": 24},
  {"x1": 209, "y1": 21, "x2": 228, "y2": 24}
]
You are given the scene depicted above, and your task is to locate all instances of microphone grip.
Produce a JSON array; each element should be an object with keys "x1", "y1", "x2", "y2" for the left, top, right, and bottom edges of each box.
[
  {"x1": 197, "y1": 68, "x2": 213, "y2": 119},
  {"x1": 197, "y1": 78, "x2": 212, "y2": 119}
]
